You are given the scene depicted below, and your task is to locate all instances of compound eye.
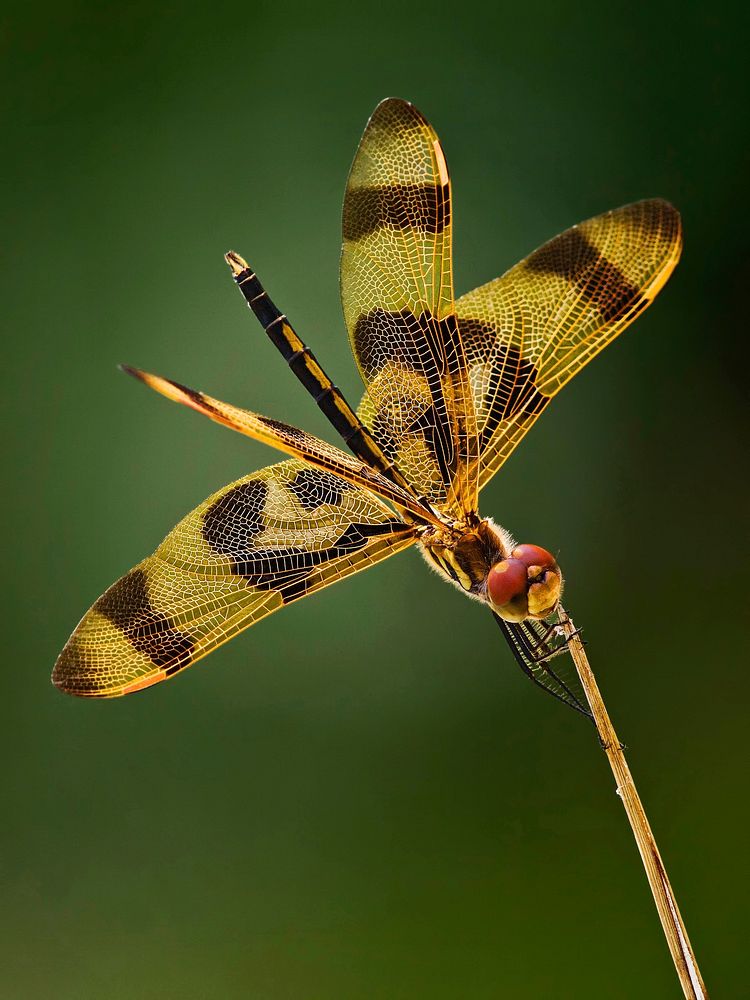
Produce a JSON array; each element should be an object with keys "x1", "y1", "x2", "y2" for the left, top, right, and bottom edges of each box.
[
  {"x1": 511, "y1": 544, "x2": 557, "y2": 573},
  {"x1": 488, "y1": 543, "x2": 562, "y2": 621},
  {"x1": 486, "y1": 558, "x2": 529, "y2": 620}
]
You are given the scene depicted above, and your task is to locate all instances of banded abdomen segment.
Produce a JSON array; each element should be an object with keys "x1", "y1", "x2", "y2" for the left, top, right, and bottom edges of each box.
[
  {"x1": 225, "y1": 252, "x2": 412, "y2": 495},
  {"x1": 341, "y1": 98, "x2": 479, "y2": 518},
  {"x1": 456, "y1": 199, "x2": 682, "y2": 489}
]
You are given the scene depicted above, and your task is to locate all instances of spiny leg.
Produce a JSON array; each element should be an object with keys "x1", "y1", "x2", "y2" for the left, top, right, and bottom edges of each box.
[
  {"x1": 225, "y1": 252, "x2": 413, "y2": 495},
  {"x1": 515, "y1": 619, "x2": 590, "y2": 714},
  {"x1": 493, "y1": 613, "x2": 593, "y2": 720}
]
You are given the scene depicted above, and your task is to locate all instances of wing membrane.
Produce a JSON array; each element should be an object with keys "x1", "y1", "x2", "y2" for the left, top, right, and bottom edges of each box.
[
  {"x1": 456, "y1": 199, "x2": 682, "y2": 488},
  {"x1": 341, "y1": 98, "x2": 478, "y2": 516},
  {"x1": 122, "y1": 365, "x2": 440, "y2": 526},
  {"x1": 53, "y1": 460, "x2": 416, "y2": 697}
]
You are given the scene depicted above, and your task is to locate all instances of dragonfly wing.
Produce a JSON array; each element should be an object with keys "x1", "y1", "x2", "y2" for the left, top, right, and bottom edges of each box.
[
  {"x1": 341, "y1": 98, "x2": 478, "y2": 517},
  {"x1": 53, "y1": 460, "x2": 415, "y2": 697},
  {"x1": 122, "y1": 365, "x2": 439, "y2": 526},
  {"x1": 456, "y1": 199, "x2": 682, "y2": 489}
]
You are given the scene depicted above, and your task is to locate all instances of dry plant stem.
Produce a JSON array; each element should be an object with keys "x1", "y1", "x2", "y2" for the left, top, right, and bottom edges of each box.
[{"x1": 557, "y1": 605, "x2": 708, "y2": 1000}]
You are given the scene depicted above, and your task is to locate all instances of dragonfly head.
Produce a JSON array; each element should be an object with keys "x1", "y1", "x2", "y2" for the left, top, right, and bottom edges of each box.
[{"x1": 487, "y1": 543, "x2": 562, "y2": 622}]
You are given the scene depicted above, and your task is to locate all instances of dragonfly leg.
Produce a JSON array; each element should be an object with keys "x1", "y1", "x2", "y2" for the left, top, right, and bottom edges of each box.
[
  {"x1": 493, "y1": 613, "x2": 594, "y2": 721},
  {"x1": 552, "y1": 623, "x2": 585, "y2": 647},
  {"x1": 599, "y1": 737, "x2": 628, "y2": 752},
  {"x1": 527, "y1": 623, "x2": 584, "y2": 665}
]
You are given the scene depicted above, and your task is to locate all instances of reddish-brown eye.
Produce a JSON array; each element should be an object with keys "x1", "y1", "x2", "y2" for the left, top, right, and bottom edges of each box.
[
  {"x1": 487, "y1": 558, "x2": 528, "y2": 608},
  {"x1": 511, "y1": 543, "x2": 557, "y2": 572}
]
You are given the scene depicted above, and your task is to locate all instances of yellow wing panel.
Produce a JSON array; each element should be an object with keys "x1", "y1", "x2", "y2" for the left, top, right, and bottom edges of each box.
[
  {"x1": 455, "y1": 199, "x2": 682, "y2": 489},
  {"x1": 53, "y1": 460, "x2": 415, "y2": 697},
  {"x1": 342, "y1": 98, "x2": 478, "y2": 516}
]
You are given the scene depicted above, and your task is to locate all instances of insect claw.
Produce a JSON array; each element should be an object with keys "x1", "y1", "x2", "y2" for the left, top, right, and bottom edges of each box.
[
  {"x1": 554, "y1": 625, "x2": 583, "y2": 644},
  {"x1": 599, "y1": 737, "x2": 627, "y2": 751}
]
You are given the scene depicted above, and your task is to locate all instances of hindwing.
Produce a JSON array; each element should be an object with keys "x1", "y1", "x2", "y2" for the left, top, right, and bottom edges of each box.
[{"x1": 53, "y1": 460, "x2": 415, "y2": 697}]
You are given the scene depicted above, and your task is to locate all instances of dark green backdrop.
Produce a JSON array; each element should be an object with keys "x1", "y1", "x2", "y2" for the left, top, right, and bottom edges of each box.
[{"x1": 3, "y1": 3, "x2": 747, "y2": 997}]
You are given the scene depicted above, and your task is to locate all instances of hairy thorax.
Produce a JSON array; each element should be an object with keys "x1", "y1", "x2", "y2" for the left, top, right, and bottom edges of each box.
[{"x1": 419, "y1": 517, "x2": 563, "y2": 622}]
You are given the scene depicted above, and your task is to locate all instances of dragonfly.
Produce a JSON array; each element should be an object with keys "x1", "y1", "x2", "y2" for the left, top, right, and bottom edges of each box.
[{"x1": 52, "y1": 98, "x2": 681, "y2": 713}]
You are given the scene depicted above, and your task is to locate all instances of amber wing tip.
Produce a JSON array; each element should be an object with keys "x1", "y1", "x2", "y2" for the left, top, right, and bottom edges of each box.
[
  {"x1": 50, "y1": 659, "x2": 82, "y2": 697},
  {"x1": 52, "y1": 648, "x2": 133, "y2": 698},
  {"x1": 370, "y1": 96, "x2": 427, "y2": 125},
  {"x1": 224, "y1": 250, "x2": 249, "y2": 276}
]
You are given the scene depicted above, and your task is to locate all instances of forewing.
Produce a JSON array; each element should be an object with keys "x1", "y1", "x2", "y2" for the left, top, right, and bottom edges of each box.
[
  {"x1": 456, "y1": 199, "x2": 682, "y2": 489},
  {"x1": 341, "y1": 98, "x2": 478, "y2": 516},
  {"x1": 53, "y1": 460, "x2": 415, "y2": 697}
]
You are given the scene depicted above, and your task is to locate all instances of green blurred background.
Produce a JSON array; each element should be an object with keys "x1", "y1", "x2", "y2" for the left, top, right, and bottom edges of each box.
[{"x1": 3, "y1": 2, "x2": 747, "y2": 997}]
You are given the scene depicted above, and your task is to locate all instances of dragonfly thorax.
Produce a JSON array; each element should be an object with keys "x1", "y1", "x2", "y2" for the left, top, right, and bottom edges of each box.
[{"x1": 420, "y1": 520, "x2": 562, "y2": 623}]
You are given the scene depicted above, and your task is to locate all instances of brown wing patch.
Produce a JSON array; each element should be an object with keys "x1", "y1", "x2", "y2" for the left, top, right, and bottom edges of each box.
[
  {"x1": 94, "y1": 568, "x2": 195, "y2": 671},
  {"x1": 525, "y1": 228, "x2": 640, "y2": 323},
  {"x1": 286, "y1": 467, "x2": 355, "y2": 511},
  {"x1": 343, "y1": 183, "x2": 451, "y2": 241},
  {"x1": 202, "y1": 480, "x2": 268, "y2": 553}
]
